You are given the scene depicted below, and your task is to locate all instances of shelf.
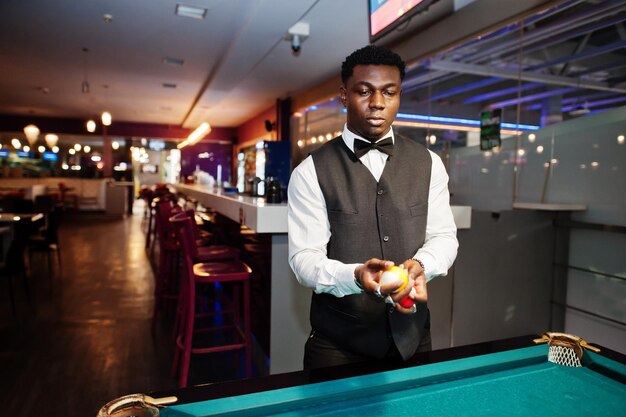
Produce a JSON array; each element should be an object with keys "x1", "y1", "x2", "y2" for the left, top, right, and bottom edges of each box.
[{"x1": 512, "y1": 202, "x2": 587, "y2": 211}]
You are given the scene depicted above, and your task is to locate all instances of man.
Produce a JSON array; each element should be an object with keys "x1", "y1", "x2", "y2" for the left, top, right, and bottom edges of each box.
[{"x1": 288, "y1": 45, "x2": 458, "y2": 369}]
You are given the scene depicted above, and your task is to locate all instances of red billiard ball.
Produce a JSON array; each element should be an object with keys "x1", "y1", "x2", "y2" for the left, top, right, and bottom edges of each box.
[{"x1": 398, "y1": 296, "x2": 415, "y2": 308}]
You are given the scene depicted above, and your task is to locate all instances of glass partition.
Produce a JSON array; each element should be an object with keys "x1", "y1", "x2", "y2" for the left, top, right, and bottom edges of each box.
[{"x1": 448, "y1": 106, "x2": 626, "y2": 225}]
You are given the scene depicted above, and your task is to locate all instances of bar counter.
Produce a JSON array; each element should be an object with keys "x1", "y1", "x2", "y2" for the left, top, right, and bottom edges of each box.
[
  {"x1": 171, "y1": 184, "x2": 287, "y2": 233},
  {"x1": 172, "y1": 184, "x2": 472, "y2": 233}
]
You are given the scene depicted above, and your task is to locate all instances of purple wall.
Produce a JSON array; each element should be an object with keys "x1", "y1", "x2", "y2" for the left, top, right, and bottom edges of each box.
[{"x1": 180, "y1": 142, "x2": 233, "y2": 183}]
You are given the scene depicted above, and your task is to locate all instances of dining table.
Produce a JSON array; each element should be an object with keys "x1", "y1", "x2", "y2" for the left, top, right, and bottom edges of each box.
[{"x1": 0, "y1": 212, "x2": 44, "y2": 258}]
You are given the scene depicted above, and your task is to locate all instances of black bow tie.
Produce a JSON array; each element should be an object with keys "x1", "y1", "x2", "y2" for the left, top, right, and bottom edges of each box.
[{"x1": 353, "y1": 137, "x2": 394, "y2": 158}]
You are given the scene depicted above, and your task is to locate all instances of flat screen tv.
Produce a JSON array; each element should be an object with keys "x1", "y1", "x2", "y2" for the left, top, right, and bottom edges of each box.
[
  {"x1": 17, "y1": 150, "x2": 34, "y2": 158},
  {"x1": 369, "y1": 0, "x2": 440, "y2": 42},
  {"x1": 0, "y1": 150, "x2": 8, "y2": 158},
  {"x1": 43, "y1": 151, "x2": 58, "y2": 161}
]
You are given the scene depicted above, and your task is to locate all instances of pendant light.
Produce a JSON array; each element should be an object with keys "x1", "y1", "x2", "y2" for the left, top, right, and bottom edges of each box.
[
  {"x1": 24, "y1": 124, "x2": 40, "y2": 146},
  {"x1": 45, "y1": 133, "x2": 59, "y2": 148}
]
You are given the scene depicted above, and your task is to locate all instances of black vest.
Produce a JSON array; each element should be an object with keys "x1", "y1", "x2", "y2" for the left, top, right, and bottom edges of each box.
[{"x1": 310, "y1": 135, "x2": 432, "y2": 359}]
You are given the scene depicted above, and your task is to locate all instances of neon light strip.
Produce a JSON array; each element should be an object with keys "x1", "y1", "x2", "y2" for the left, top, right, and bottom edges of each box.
[
  {"x1": 396, "y1": 112, "x2": 539, "y2": 131},
  {"x1": 339, "y1": 109, "x2": 540, "y2": 131},
  {"x1": 392, "y1": 120, "x2": 527, "y2": 136},
  {"x1": 397, "y1": 112, "x2": 479, "y2": 126}
]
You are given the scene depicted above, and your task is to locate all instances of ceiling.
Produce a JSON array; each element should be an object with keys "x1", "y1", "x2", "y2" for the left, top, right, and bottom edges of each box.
[
  {"x1": 1, "y1": 0, "x2": 625, "y2": 137},
  {"x1": 0, "y1": 0, "x2": 369, "y2": 129}
]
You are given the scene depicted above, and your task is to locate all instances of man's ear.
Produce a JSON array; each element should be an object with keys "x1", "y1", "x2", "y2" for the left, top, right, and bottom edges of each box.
[{"x1": 339, "y1": 85, "x2": 347, "y2": 107}]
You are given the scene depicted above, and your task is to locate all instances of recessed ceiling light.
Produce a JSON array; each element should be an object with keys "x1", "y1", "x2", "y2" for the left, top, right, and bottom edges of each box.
[
  {"x1": 162, "y1": 83, "x2": 177, "y2": 89},
  {"x1": 175, "y1": 4, "x2": 207, "y2": 19},
  {"x1": 163, "y1": 57, "x2": 185, "y2": 66}
]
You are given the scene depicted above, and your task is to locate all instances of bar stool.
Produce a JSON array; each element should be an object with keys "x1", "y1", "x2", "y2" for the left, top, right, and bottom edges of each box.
[
  {"x1": 151, "y1": 199, "x2": 183, "y2": 330},
  {"x1": 169, "y1": 211, "x2": 252, "y2": 388},
  {"x1": 139, "y1": 187, "x2": 153, "y2": 223},
  {"x1": 152, "y1": 204, "x2": 240, "y2": 331},
  {"x1": 168, "y1": 208, "x2": 240, "y2": 341},
  {"x1": 186, "y1": 209, "x2": 215, "y2": 247},
  {"x1": 183, "y1": 209, "x2": 239, "y2": 262},
  {"x1": 147, "y1": 191, "x2": 175, "y2": 254}
]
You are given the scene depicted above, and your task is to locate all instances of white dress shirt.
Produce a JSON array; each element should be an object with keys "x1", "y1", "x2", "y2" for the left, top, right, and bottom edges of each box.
[{"x1": 288, "y1": 124, "x2": 458, "y2": 297}]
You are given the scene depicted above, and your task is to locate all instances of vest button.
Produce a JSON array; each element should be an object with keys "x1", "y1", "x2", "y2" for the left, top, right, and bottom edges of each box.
[
  {"x1": 377, "y1": 189, "x2": 383, "y2": 195},
  {"x1": 383, "y1": 235, "x2": 389, "y2": 242}
]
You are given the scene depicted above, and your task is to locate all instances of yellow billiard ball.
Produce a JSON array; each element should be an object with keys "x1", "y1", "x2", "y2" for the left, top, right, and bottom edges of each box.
[
  {"x1": 380, "y1": 265, "x2": 408, "y2": 293},
  {"x1": 380, "y1": 265, "x2": 415, "y2": 308}
]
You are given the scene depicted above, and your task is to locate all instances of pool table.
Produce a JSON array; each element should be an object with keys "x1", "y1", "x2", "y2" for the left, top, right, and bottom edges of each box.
[{"x1": 152, "y1": 335, "x2": 626, "y2": 417}]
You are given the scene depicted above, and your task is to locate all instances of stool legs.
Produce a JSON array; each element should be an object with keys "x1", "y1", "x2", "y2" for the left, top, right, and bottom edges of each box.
[
  {"x1": 152, "y1": 247, "x2": 171, "y2": 331},
  {"x1": 243, "y1": 279, "x2": 252, "y2": 377},
  {"x1": 171, "y1": 279, "x2": 252, "y2": 387},
  {"x1": 169, "y1": 213, "x2": 253, "y2": 387},
  {"x1": 178, "y1": 300, "x2": 194, "y2": 388},
  {"x1": 145, "y1": 203, "x2": 154, "y2": 249}
]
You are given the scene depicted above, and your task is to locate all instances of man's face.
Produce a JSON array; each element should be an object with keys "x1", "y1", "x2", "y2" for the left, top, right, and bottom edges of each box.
[{"x1": 340, "y1": 64, "x2": 402, "y2": 141}]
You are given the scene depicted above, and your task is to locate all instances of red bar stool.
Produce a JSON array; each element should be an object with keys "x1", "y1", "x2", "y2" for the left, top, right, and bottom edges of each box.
[
  {"x1": 147, "y1": 191, "x2": 175, "y2": 254},
  {"x1": 185, "y1": 209, "x2": 215, "y2": 247},
  {"x1": 138, "y1": 187, "x2": 153, "y2": 222},
  {"x1": 169, "y1": 211, "x2": 252, "y2": 387},
  {"x1": 151, "y1": 199, "x2": 183, "y2": 330},
  {"x1": 169, "y1": 208, "x2": 240, "y2": 342},
  {"x1": 151, "y1": 203, "x2": 240, "y2": 333},
  {"x1": 183, "y1": 209, "x2": 239, "y2": 263},
  {"x1": 152, "y1": 202, "x2": 237, "y2": 327}
]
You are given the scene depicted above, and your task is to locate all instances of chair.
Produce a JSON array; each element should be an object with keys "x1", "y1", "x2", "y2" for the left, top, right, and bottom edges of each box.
[
  {"x1": 0, "y1": 218, "x2": 32, "y2": 315},
  {"x1": 28, "y1": 195, "x2": 62, "y2": 279},
  {"x1": 58, "y1": 182, "x2": 79, "y2": 213},
  {"x1": 169, "y1": 211, "x2": 252, "y2": 387}
]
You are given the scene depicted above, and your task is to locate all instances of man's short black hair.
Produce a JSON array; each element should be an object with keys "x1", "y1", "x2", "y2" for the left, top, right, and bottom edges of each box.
[{"x1": 341, "y1": 45, "x2": 406, "y2": 84}]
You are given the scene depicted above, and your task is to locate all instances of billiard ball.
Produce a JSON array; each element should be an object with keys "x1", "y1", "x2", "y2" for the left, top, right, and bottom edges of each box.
[
  {"x1": 380, "y1": 265, "x2": 415, "y2": 307},
  {"x1": 380, "y1": 266, "x2": 408, "y2": 293},
  {"x1": 398, "y1": 294, "x2": 415, "y2": 308}
]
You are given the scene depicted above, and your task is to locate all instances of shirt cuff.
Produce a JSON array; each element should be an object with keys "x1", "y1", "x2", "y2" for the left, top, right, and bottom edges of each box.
[{"x1": 338, "y1": 263, "x2": 363, "y2": 294}]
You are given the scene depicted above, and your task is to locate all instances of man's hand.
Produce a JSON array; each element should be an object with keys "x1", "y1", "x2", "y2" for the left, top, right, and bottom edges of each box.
[
  {"x1": 401, "y1": 259, "x2": 428, "y2": 304},
  {"x1": 354, "y1": 258, "x2": 415, "y2": 314}
]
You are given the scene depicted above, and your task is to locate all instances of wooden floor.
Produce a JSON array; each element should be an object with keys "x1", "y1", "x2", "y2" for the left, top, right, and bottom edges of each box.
[{"x1": 0, "y1": 204, "x2": 248, "y2": 417}]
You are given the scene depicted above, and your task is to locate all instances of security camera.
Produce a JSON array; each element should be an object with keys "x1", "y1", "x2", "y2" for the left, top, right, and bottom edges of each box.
[
  {"x1": 285, "y1": 22, "x2": 309, "y2": 56},
  {"x1": 291, "y1": 35, "x2": 301, "y2": 54}
]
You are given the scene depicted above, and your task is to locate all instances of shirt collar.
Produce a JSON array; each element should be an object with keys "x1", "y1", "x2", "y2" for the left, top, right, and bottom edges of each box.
[{"x1": 341, "y1": 124, "x2": 395, "y2": 155}]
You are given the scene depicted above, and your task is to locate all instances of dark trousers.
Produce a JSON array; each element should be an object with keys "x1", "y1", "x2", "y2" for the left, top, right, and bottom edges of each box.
[{"x1": 304, "y1": 327, "x2": 432, "y2": 370}]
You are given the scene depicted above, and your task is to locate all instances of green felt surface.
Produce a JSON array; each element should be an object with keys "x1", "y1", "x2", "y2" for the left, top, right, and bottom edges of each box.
[{"x1": 163, "y1": 346, "x2": 626, "y2": 417}]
